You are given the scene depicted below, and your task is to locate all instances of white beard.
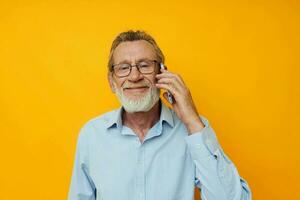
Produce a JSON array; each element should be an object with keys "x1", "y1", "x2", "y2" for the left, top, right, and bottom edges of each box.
[{"x1": 114, "y1": 83, "x2": 160, "y2": 113}]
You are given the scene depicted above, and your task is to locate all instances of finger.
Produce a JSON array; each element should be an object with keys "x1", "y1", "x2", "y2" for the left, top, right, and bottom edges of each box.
[
  {"x1": 157, "y1": 76, "x2": 187, "y2": 92},
  {"x1": 156, "y1": 71, "x2": 185, "y2": 85},
  {"x1": 156, "y1": 75, "x2": 185, "y2": 87},
  {"x1": 155, "y1": 83, "x2": 178, "y2": 96},
  {"x1": 156, "y1": 70, "x2": 175, "y2": 77},
  {"x1": 156, "y1": 77, "x2": 182, "y2": 92}
]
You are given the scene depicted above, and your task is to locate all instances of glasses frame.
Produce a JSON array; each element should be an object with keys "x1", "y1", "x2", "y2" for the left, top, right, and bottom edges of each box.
[{"x1": 112, "y1": 59, "x2": 158, "y2": 78}]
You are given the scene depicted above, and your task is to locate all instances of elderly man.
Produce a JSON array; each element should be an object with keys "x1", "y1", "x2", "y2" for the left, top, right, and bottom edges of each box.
[{"x1": 68, "y1": 30, "x2": 251, "y2": 200}]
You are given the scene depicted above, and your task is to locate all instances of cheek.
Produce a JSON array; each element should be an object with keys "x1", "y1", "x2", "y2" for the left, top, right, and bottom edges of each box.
[{"x1": 115, "y1": 79, "x2": 127, "y2": 89}]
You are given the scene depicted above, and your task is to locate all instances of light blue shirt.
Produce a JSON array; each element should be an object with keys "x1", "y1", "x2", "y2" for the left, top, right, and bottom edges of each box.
[{"x1": 68, "y1": 101, "x2": 251, "y2": 200}]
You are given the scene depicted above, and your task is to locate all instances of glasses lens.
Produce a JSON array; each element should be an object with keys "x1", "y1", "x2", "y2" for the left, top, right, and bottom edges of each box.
[
  {"x1": 115, "y1": 63, "x2": 131, "y2": 77},
  {"x1": 138, "y1": 61, "x2": 155, "y2": 74}
]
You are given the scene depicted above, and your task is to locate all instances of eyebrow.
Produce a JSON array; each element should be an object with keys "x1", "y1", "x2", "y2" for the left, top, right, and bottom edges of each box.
[{"x1": 117, "y1": 57, "x2": 155, "y2": 64}]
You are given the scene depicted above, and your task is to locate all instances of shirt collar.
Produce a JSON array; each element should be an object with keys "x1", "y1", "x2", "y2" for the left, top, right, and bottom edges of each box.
[
  {"x1": 105, "y1": 99, "x2": 174, "y2": 130},
  {"x1": 106, "y1": 106, "x2": 123, "y2": 130}
]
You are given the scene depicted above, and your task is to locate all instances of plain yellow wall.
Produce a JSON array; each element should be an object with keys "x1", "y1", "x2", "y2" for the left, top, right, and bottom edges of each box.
[{"x1": 0, "y1": 0, "x2": 299, "y2": 199}]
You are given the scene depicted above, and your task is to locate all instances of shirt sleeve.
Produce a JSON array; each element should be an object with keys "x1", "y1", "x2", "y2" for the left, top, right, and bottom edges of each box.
[
  {"x1": 184, "y1": 116, "x2": 252, "y2": 200},
  {"x1": 68, "y1": 124, "x2": 96, "y2": 200}
]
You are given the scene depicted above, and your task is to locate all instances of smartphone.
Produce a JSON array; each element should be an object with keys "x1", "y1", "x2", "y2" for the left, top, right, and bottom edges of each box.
[{"x1": 160, "y1": 63, "x2": 174, "y2": 104}]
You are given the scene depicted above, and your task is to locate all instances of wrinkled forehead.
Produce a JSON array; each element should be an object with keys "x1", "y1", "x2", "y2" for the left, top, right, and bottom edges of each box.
[{"x1": 112, "y1": 40, "x2": 157, "y2": 64}]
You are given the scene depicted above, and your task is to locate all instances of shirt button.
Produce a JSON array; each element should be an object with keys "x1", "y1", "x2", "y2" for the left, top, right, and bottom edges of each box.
[{"x1": 135, "y1": 140, "x2": 141, "y2": 147}]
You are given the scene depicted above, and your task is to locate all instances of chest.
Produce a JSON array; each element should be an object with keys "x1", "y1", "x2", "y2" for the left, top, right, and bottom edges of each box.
[{"x1": 88, "y1": 130, "x2": 195, "y2": 199}]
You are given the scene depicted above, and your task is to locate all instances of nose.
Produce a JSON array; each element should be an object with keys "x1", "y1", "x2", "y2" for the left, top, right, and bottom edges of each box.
[{"x1": 127, "y1": 66, "x2": 143, "y2": 82}]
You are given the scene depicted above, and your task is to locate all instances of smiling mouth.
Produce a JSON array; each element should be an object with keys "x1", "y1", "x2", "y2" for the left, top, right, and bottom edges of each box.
[{"x1": 124, "y1": 86, "x2": 149, "y2": 92}]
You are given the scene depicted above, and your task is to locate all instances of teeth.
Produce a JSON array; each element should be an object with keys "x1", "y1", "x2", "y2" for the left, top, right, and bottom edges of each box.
[{"x1": 129, "y1": 87, "x2": 147, "y2": 89}]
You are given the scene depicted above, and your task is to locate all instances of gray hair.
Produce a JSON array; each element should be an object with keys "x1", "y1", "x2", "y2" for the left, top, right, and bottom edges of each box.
[{"x1": 107, "y1": 30, "x2": 165, "y2": 72}]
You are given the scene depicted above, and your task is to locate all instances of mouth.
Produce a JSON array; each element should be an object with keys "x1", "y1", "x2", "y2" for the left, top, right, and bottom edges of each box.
[{"x1": 123, "y1": 86, "x2": 149, "y2": 93}]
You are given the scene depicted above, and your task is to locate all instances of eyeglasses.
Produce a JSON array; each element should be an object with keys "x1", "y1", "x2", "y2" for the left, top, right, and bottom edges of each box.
[{"x1": 112, "y1": 60, "x2": 158, "y2": 77}]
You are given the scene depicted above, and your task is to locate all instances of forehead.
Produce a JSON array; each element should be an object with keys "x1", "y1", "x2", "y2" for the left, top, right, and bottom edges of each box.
[{"x1": 113, "y1": 40, "x2": 156, "y2": 63}]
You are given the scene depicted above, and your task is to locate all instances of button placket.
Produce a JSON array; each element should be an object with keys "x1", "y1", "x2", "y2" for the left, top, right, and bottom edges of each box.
[{"x1": 136, "y1": 144, "x2": 145, "y2": 200}]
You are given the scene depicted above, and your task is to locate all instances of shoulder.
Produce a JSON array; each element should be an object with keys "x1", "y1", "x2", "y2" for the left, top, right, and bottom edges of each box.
[{"x1": 77, "y1": 108, "x2": 119, "y2": 140}]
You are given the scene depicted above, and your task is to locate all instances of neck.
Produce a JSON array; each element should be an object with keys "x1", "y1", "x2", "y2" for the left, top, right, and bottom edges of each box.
[{"x1": 122, "y1": 100, "x2": 161, "y2": 141}]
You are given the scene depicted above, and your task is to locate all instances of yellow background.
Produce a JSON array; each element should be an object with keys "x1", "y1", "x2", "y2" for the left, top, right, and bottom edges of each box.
[{"x1": 0, "y1": 0, "x2": 299, "y2": 199}]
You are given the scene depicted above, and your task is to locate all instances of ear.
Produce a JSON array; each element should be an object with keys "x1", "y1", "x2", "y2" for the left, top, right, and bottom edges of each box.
[{"x1": 108, "y1": 72, "x2": 116, "y2": 93}]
